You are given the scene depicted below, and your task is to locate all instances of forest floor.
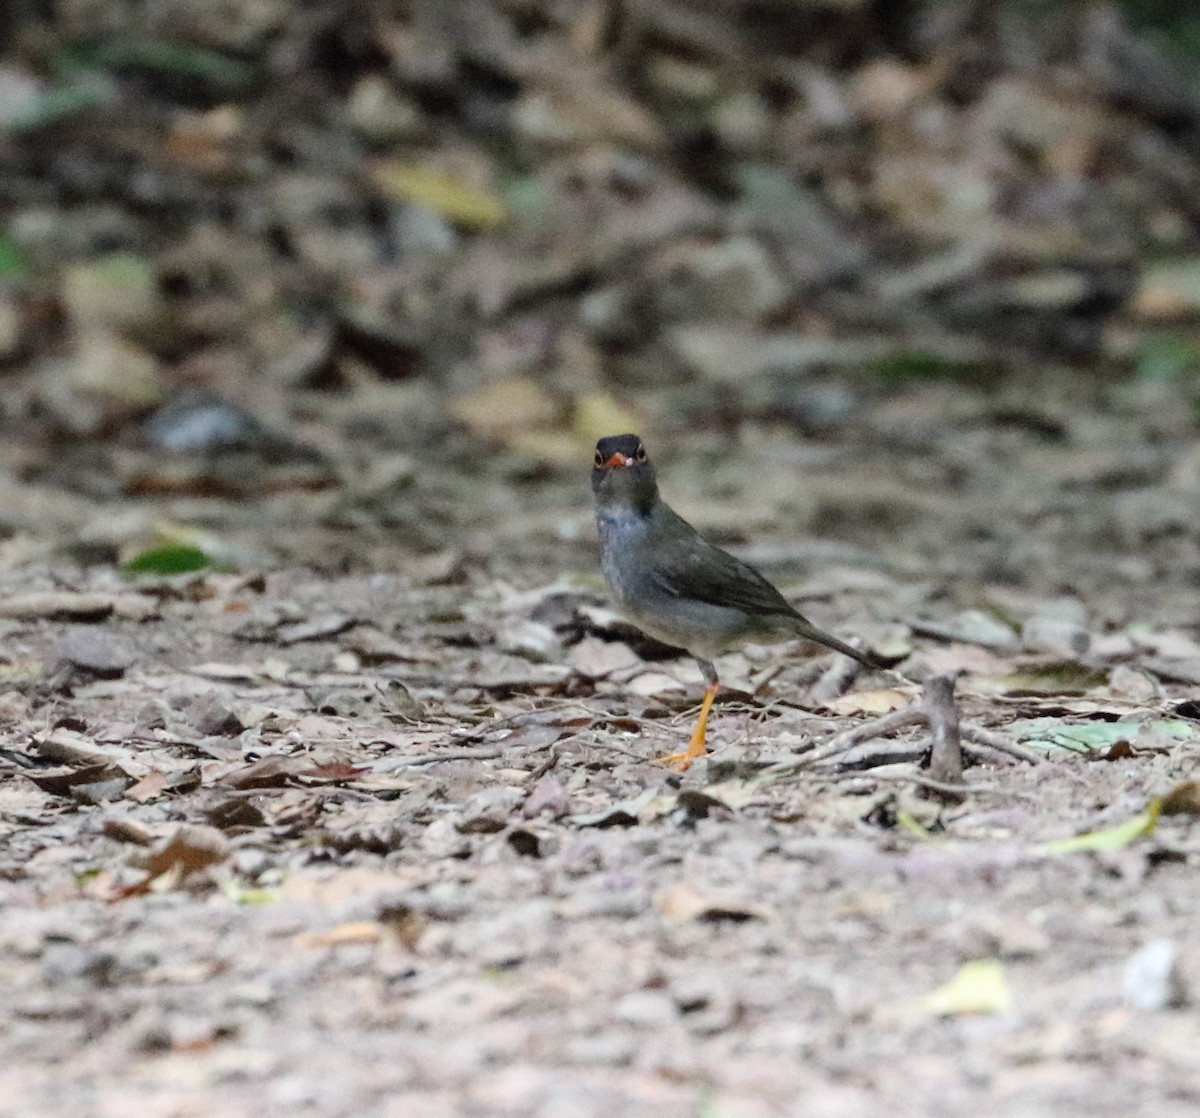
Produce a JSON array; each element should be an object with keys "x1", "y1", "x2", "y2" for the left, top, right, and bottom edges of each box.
[{"x1": 2, "y1": 376, "x2": 1200, "y2": 1118}]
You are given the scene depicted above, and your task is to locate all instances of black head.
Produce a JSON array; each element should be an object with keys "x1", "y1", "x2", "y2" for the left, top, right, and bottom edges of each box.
[
  {"x1": 591, "y1": 433, "x2": 657, "y2": 511},
  {"x1": 593, "y1": 433, "x2": 647, "y2": 469}
]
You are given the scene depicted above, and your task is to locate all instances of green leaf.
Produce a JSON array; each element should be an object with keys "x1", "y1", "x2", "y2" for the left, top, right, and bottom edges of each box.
[
  {"x1": 1040, "y1": 799, "x2": 1161, "y2": 855},
  {"x1": 93, "y1": 41, "x2": 252, "y2": 86},
  {"x1": 0, "y1": 230, "x2": 28, "y2": 279},
  {"x1": 222, "y1": 880, "x2": 281, "y2": 905},
  {"x1": 896, "y1": 810, "x2": 936, "y2": 838},
  {"x1": 121, "y1": 544, "x2": 212, "y2": 575},
  {"x1": 1010, "y1": 718, "x2": 1197, "y2": 756},
  {"x1": 5, "y1": 85, "x2": 100, "y2": 132},
  {"x1": 871, "y1": 350, "x2": 978, "y2": 382},
  {"x1": 1136, "y1": 334, "x2": 1200, "y2": 380}
]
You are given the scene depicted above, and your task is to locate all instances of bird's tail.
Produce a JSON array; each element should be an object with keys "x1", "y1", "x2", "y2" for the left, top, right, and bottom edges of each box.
[{"x1": 787, "y1": 614, "x2": 884, "y2": 669}]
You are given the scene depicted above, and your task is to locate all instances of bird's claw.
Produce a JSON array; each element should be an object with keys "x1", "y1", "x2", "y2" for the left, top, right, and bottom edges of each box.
[{"x1": 654, "y1": 750, "x2": 700, "y2": 772}]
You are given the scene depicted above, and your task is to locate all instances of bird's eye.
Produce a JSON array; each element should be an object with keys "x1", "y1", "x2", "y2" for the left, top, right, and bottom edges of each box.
[
  {"x1": 635, "y1": 445, "x2": 647, "y2": 461},
  {"x1": 593, "y1": 450, "x2": 604, "y2": 467}
]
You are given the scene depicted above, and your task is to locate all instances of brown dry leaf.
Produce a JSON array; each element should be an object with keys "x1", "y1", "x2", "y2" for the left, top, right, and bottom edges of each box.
[
  {"x1": 142, "y1": 824, "x2": 230, "y2": 878},
  {"x1": 124, "y1": 769, "x2": 167, "y2": 803},
  {"x1": 1161, "y1": 782, "x2": 1200, "y2": 816},
  {"x1": 25, "y1": 762, "x2": 133, "y2": 800},
  {"x1": 827, "y1": 687, "x2": 916, "y2": 716},
  {"x1": 102, "y1": 816, "x2": 157, "y2": 845},
  {"x1": 655, "y1": 884, "x2": 773, "y2": 924},
  {"x1": 295, "y1": 762, "x2": 367, "y2": 785},
  {"x1": 166, "y1": 106, "x2": 242, "y2": 176},
  {"x1": 294, "y1": 921, "x2": 385, "y2": 949},
  {"x1": 220, "y1": 755, "x2": 303, "y2": 789}
]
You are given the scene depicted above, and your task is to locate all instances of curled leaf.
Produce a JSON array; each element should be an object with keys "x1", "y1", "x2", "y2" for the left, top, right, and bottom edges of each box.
[{"x1": 1040, "y1": 800, "x2": 1161, "y2": 855}]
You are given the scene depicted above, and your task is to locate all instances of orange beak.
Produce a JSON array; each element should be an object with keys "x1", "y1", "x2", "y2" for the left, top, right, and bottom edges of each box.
[{"x1": 602, "y1": 452, "x2": 630, "y2": 468}]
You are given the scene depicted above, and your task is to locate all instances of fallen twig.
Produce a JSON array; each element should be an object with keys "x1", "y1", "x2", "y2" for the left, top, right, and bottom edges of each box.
[
  {"x1": 962, "y1": 726, "x2": 1044, "y2": 765},
  {"x1": 924, "y1": 673, "x2": 964, "y2": 786},
  {"x1": 763, "y1": 672, "x2": 1035, "y2": 795}
]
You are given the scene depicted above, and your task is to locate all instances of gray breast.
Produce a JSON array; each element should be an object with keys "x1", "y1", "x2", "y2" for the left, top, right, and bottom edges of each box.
[{"x1": 595, "y1": 507, "x2": 753, "y2": 658}]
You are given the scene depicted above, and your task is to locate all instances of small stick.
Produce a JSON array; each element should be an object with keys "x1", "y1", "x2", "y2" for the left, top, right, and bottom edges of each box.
[
  {"x1": 962, "y1": 726, "x2": 1044, "y2": 765},
  {"x1": 923, "y1": 673, "x2": 963, "y2": 785},
  {"x1": 805, "y1": 706, "x2": 925, "y2": 765}
]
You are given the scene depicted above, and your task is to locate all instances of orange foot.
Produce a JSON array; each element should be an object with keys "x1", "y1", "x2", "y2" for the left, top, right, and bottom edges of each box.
[{"x1": 655, "y1": 682, "x2": 718, "y2": 772}]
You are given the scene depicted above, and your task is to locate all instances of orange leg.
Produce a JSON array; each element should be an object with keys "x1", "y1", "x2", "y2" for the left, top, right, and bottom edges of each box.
[{"x1": 656, "y1": 681, "x2": 719, "y2": 772}]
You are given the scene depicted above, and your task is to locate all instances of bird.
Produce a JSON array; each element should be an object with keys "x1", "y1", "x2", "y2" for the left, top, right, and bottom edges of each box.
[{"x1": 592, "y1": 433, "x2": 883, "y2": 770}]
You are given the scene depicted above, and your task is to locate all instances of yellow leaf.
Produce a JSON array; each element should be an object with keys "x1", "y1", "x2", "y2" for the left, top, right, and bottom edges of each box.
[
  {"x1": 370, "y1": 162, "x2": 506, "y2": 230},
  {"x1": 896, "y1": 810, "x2": 935, "y2": 839},
  {"x1": 921, "y1": 959, "x2": 1013, "y2": 1017},
  {"x1": 1039, "y1": 799, "x2": 1161, "y2": 855},
  {"x1": 573, "y1": 392, "x2": 643, "y2": 442}
]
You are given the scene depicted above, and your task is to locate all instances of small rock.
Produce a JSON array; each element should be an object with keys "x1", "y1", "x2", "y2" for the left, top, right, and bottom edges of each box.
[
  {"x1": 498, "y1": 620, "x2": 561, "y2": 663},
  {"x1": 348, "y1": 75, "x2": 424, "y2": 142},
  {"x1": 41, "y1": 943, "x2": 119, "y2": 988},
  {"x1": 144, "y1": 393, "x2": 264, "y2": 453},
  {"x1": 522, "y1": 775, "x2": 571, "y2": 820},
  {"x1": 1123, "y1": 938, "x2": 1188, "y2": 1010},
  {"x1": 0, "y1": 65, "x2": 44, "y2": 129},
  {"x1": 49, "y1": 629, "x2": 137, "y2": 679},
  {"x1": 189, "y1": 696, "x2": 246, "y2": 737},
  {"x1": 1021, "y1": 615, "x2": 1090, "y2": 657},
  {"x1": 390, "y1": 203, "x2": 457, "y2": 258},
  {"x1": 613, "y1": 990, "x2": 677, "y2": 1028},
  {"x1": 457, "y1": 786, "x2": 525, "y2": 834}
]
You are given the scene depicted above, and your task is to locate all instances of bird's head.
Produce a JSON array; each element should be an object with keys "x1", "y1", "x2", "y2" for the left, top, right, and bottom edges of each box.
[{"x1": 591, "y1": 433, "x2": 658, "y2": 512}]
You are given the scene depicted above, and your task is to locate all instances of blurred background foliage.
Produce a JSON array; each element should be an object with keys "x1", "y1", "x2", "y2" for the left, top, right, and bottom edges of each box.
[{"x1": 0, "y1": 0, "x2": 1198, "y2": 521}]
